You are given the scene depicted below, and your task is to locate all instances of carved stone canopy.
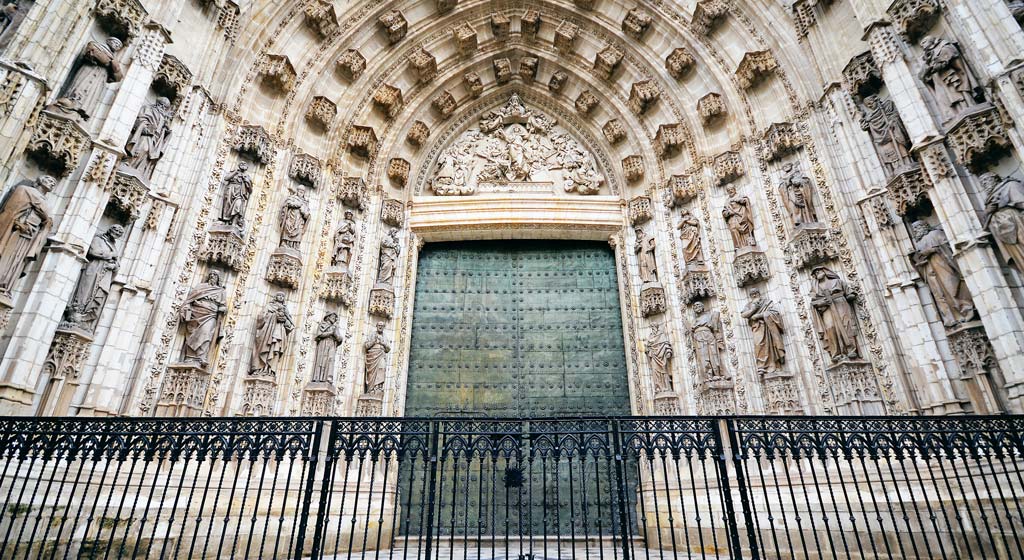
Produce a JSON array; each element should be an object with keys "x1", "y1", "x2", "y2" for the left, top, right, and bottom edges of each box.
[
  {"x1": 522, "y1": 10, "x2": 541, "y2": 39},
  {"x1": 655, "y1": 124, "x2": 686, "y2": 159},
  {"x1": 381, "y1": 198, "x2": 404, "y2": 227},
  {"x1": 623, "y1": 155, "x2": 644, "y2": 183},
  {"x1": 289, "y1": 152, "x2": 322, "y2": 188},
  {"x1": 842, "y1": 51, "x2": 882, "y2": 98},
  {"x1": 152, "y1": 55, "x2": 193, "y2": 104},
  {"x1": 94, "y1": 0, "x2": 148, "y2": 40},
  {"x1": 337, "y1": 49, "x2": 366, "y2": 81},
  {"x1": 234, "y1": 124, "x2": 273, "y2": 164},
  {"x1": 628, "y1": 80, "x2": 660, "y2": 115},
  {"x1": 945, "y1": 104, "x2": 1011, "y2": 173},
  {"x1": 887, "y1": 0, "x2": 941, "y2": 42},
  {"x1": 629, "y1": 196, "x2": 653, "y2": 225},
  {"x1": 452, "y1": 22, "x2": 477, "y2": 54},
  {"x1": 347, "y1": 125, "x2": 378, "y2": 159},
  {"x1": 519, "y1": 57, "x2": 539, "y2": 82},
  {"x1": 548, "y1": 71, "x2": 569, "y2": 93},
  {"x1": 692, "y1": 0, "x2": 729, "y2": 36},
  {"x1": 306, "y1": 96, "x2": 337, "y2": 131},
  {"x1": 698, "y1": 93, "x2": 726, "y2": 125},
  {"x1": 714, "y1": 150, "x2": 744, "y2": 185},
  {"x1": 594, "y1": 44, "x2": 624, "y2": 79},
  {"x1": 603, "y1": 119, "x2": 626, "y2": 144},
  {"x1": 303, "y1": 0, "x2": 339, "y2": 39},
  {"x1": 387, "y1": 158, "x2": 411, "y2": 188},
  {"x1": 410, "y1": 48, "x2": 438, "y2": 83},
  {"x1": 337, "y1": 176, "x2": 368, "y2": 209},
  {"x1": 407, "y1": 121, "x2": 430, "y2": 147},
  {"x1": 26, "y1": 111, "x2": 90, "y2": 177},
  {"x1": 667, "y1": 173, "x2": 702, "y2": 207},
  {"x1": 493, "y1": 58, "x2": 513, "y2": 84},
  {"x1": 622, "y1": 8, "x2": 652, "y2": 39},
  {"x1": 259, "y1": 54, "x2": 296, "y2": 94},
  {"x1": 372, "y1": 83, "x2": 403, "y2": 119},
  {"x1": 575, "y1": 90, "x2": 599, "y2": 115},
  {"x1": 555, "y1": 21, "x2": 578, "y2": 53},
  {"x1": 763, "y1": 122, "x2": 803, "y2": 161},
  {"x1": 464, "y1": 72, "x2": 484, "y2": 98},
  {"x1": 378, "y1": 10, "x2": 408, "y2": 44},
  {"x1": 666, "y1": 48, "x2": 696, "y2": 79},
  {"x1": 491, "y1": 14, "x2": 510, "y2": 40},
  {"x1": 735, "y1": 50, "x2": 778, "y2": 89}
]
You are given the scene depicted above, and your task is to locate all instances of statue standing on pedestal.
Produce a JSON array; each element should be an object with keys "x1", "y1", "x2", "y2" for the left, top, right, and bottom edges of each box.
[
  {"x1": 178, "y1": 270, "x2": 227, "y2": 368},
  {"x1": 311, "y1": 312, "x2": 344, "y2": 384},
  {"x1": 779, "y1": 163, "x2": 819, "y2": 227},
  {"x1": 219, "y1": 163, "x2": 252, "y2": 232},
  {"x1": 741, "y1": 288, "x2": 786, "y2": 376},
  {"x1": 634, "y1": 226, "x2": 659, "y2": 283},
  {"x1": 859, "y1": 94, "x2": 915, "y2": 175},
  {"x1": 332, "y1": 210, "x2": 356, "y2": 269},
  {"x1": 810, "y1": 266, "x2": 860, "y2": 362},
  {"x1": 982, "y1": 172, "x2": 1024, "y2": 275},
  {"x1": 64, "y1": 225, "x2": 124, "y2": 330},
  {"x1": 920, "y1": 36, "x2": 982, "y2": 121},
  {"x1": 123, "y1": 97, "x2": 174, "y2": 180},
  {"x1": 250, "y1": 292, "x2": 294, "y2": 377},
  {"x1": 645, "y1": 323, "x2": 674, "y2": 393},
  {"x1": 723, "y1": 192, "x2": 756, "y2": 249},
  {"x1": 279, "y1": 188, "x2": 310, "y2": 249},
  {"x1": 376, "y1": 228, "x2": 401, "y2": 286},
  {"x1": 363, "y1": 321, "x2": 391, "y2": 395},
  {"x1": 0, "y1": 175, "x2": 54, "y2": 297},
  {"x1": 690, "y1": 302, "x2": 725, "y2": 386},
  {"x1": 910, "y1": 221, "x2": 976, "y2": 327},
  {"x1": 62, "y1": 37, "x2": 124, "y2": 119},
  {"x1": 678, "y1": 211, "x2": 704, "y2": 267}
]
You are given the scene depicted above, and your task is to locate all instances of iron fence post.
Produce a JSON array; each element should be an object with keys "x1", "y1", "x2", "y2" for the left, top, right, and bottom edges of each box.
[
  {"x1": 610, "y1": 418, "x2": 632, "y2": 560},
  {"x1": 718, "y1": 418, "x2": 760, "y2": 560},
  {"x1": 303, "y1": 419, "x2": 331, "y2": 560},
  {"x1": 423, "y1": 419, "x2": 441, "y2": 560}
]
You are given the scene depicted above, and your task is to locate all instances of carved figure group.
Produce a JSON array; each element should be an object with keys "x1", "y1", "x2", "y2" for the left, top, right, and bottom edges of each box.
[
  {"x1": 690, "y1": 302, "x2": 725, "y2": 386},
  {"x1": 634, "y1": 226, "x2": 659, "y2": 284},
  {"x1": 910, "y1": 221, "x2": 976, "y2": 327},
  {"x1": 376, "y1": 228, "x2": 401, "y2": 286},
  {"x1": 178, "y1": 271, "x2": 227, "y2": 368},
  {"x1": 62, "y1": 37, "x2": 124, "y2": 119},
  {"x1": 779, "y1": 163, "x2": 819, "y2": 228},
  {"x1": 645, "y1": 323, "x2": 675, "y2": 393},
  {"x1": 810, "y1": 267, "x2": 860, "y2": 362},
  {"x1": 678, "y1": 211, "x2": 704, "y2": 267},
  {"x1": 124, "y1": 97, "x2": 174, "y2": 180},
  {"x1": 0, "y1": 175, "x2": 54, "y2": 297},
  {"x1": 859, "y1": 95, "x2": 915, "y2": 176},
  {"x1": 982, "y1": 172, "x2": 1024, "y2": 275},
  {"x1": 363, "y1": 321, "x2": 391, "y2": 395},
  {"x1": 279, "y1": 188, "x2": 310, "y2": 249},
  {"x1": 311, "y1": 312, "x2": 344, "y2": 384},
  {"x1": 741, "y1": 288, "x2": 786, "y2": 376},
  {"x1": 220, "y1": 163, "x2": 253, "y2": 232},
  {"x1": 919, "y1": 36, "x2": 982, "y2": 121},
  {"x1": 250, "y1": 292, "x2": 294, "y2": 377},
  {"x1": 723, "y1": 192, "x2": 757, "y2": 250},
  {"x1": 332, "y1": 210, "x2": 357, "y2": 270}
]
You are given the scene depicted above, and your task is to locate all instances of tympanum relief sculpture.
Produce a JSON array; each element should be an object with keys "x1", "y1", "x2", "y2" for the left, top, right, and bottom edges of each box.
[
  {"x1": 219, "y1": 162, "x2": 253, "y2": 233},
  {"x1": 779, "y1": 163, "x2": 820, "y2": 228},
  {"x1": 690, "y1": 302, "x2": 728, "y2": 388},
  {"x1": 919, "y1": 36, "x2": 983, "y2": 122},
  {"x1": 741, "y1": 288, "x2": 786, "y2": 377},
  {"x1": 177, "y1": 271, "x2": 227, "y2": 369},
  {"x1": 678, "y1": 211, "x2": 705, "y2": 267},
  {"x1": 123, "y1": 97, "x2": 173, "y2": 180},
  {"x1": 61, "y1": 225, "x2": 124, "y2": 333},
  {"x1": 645, "y1": 323, "x2": 675, "y2": 394},
  {"x1": 250, "y1": 292, "x2": 294, "y2": 378},
  {"x1": 859, "y1": 94, "x2": 916, "y2": 176},
  {"x1": 910, "y1": 221, "x2": 977, "y2": 327},
  {"x1": 311, "y1": 312, "x2": 344, "y2": 384},
  {"x1": 363, "y1": 321, "x2": 391, "y2": 395},
  {"x1": 62, "y1": 36, "x2": 124, "y2": 119},
  {"x1": 429, "y1": 94, "x2": 605, "y2": 195},
  {"x1": 810, "y1": 267, "x2": 861, "y2": 363},
  {"x1": 0, "y1": 176, "x2": 54, "y2": 300},
  {"x1": 982, "y1": 172, "x2": 1024, "y2": 275}
]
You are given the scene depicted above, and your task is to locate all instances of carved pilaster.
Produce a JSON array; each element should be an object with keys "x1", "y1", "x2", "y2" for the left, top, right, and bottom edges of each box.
[
  {"x1": 234, "y1": 124, "x2": 273, "y2": 164},
  {"x1": 290, "y1": 153, "x2": 322, "y2": 188},
  {"x1": 733, "y1": 249, "x2": 769, "y2": 287},
  {"x1": 26, "y1": 111, "x2": 90, "y2": 178},
  {"x1": 945, "y1": 104, "x2": 1011, "y2": 173},
  {"x1": 156, "y1": 364, "x2": 209, "y2": 417}
]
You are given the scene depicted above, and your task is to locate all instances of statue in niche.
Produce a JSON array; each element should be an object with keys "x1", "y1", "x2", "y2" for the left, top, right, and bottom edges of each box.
[
  {"x1": 983, "y1": 172, "x2": 1024, "y2": 274},
  {"x1": 363, "y1": 320, "x2": 391, "y2": 395},
  {"x1": 810, "y1": 266, "x2": 860, "y2": 362},
  {"x1": 633, "y1": 226, "x2": 658, "y2": 284},
  {"x1": 0, "y1": 175, "x2": 54, "y2": 297},
  {"x1": 645, "y1": 323, "x2": 675, "y2": 393},
  {"x1": 910, "y1": 220, "x2": 977, "y2": 327},
  {"x1": 723, "y1": 191, "x2": 757, "y2": 250},
  {"x1": 278, "y1": 188, "x2": 310, "y2": 249},
  {"x1": 779, "y1": 163, "x2": 820, "y2": 228},
  {"x1": 64, "y1": 224, "x2": 124, "y2": 329},
  {"x1": 250, "y1": 291, "x2": 294, "y2": 377},
  {"x1": 858, "y1": 94, "x2": 915, "y2": 175},
  {"x1": 123, "y1": 97, "x2": 173, "y2": 180},
  {"x1": 0, "y1": 1, "x2": 31, "y2": 50},
  {"x1": 178, "y1": 270, "x2": 227, "y2": 368},
  {"x1": 332, "y1": 210, "x2": 356, "y2": 270},
  {"x1": 62, "y1": 36, "x2": 124, "y2": 119},
  {"x1": 311, "y1": 312, "x2": 344, "y2": 384},
  {"x1": 690, "y1": 302, "x2": 725, "y2": 386},
  {"x1": 43, "y1": 92, "x2": 89, "y2": 124},
  {"x1": 376, "y1": 228, "x2": 401, "y2": 286},
  {"x1": 741, "y1": 288, "x2": 786, "y2": 376},
  {"x1": 920, "y1": 36, "x2": 982, "y2": 121},
  {"x1": 677, "y1": 211, "x2": 705, "y2": 267},
  {"x1": 219, "y1": 162, "x2": 253, "y2": 232}
]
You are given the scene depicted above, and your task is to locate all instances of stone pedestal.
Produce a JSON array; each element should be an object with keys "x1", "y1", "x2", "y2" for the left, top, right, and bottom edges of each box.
[
  {"x1": 947, "y1": 322, "x2": 1005, "y2": 414},
  {"x1": 369, "y1": 287, "x2": 395, "y2": 318},
  {"x1": 680, "y1": 268, "x2": 714, "y2": 303},
  {"x1": 733, "y1": 248, "x2": 769, "y2": 287},
  {"x1": 155, "y1": 363, "x2": 209, "y2": 416},
  {"x1": 696, "y1": 385, "x2": 734, "y2": 415},
  {"x1": 266, "y1": 247, "x2": 302, "y2": 289},
  {"x1": 240, "y1": 377, "x2": 277, "y2": 416},
  {"x1": 826, "y1": 360, "x2": 885, "y2": 415},
  {"x1": 302, "y1": 382, "x2": 337, "y2": 415},
  {"x1": 36, "y1": 328, "x2": 93, "y2": 415},
  {"x1": 355, "y1": 393, "x2": 383, "y2": 416},
  {"x1": 201, "y1": 223, "x2": 246, "y2": 270},
  {"x1": 761, "y1": 373, "x2": 802, "y2": 414},
  {"x1": 653, "y1": 391, "x2": 681, "y2": 414},
  {"x1": 640, "y1": 282, "x2": 666, "y2": 317},
  {"x1": 322, "y1": 268, "x2": 353, "y2": 305}
]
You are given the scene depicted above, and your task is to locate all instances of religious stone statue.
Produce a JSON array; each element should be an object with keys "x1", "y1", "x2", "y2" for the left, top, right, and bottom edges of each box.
[
  {"x1": 645, "y1": 323, "x2": 675, "y2": 393},
  {"x1": 690, "y1": 302, "x2": 725, "y2": 386},
  {"x1": 43, "y1": 92, "x2": 89, "y2": 124},
  {"x1": 810, "y1": 266, "x2": 860, "y2": 362},
  {"x1": 0, "y1": 175, "x2": 53, "y2": 298},
  {"x1": 64, "y1": 224, "x2": 124, "y2": 330},
  {"x1": 219, "y1": 162, "x2": 253, "y2": 232},
  {"x1": 62, "y1": 37, "x2": 124, "y2": 119},
  {"x1": 363, "y1": 321, "x2": 391, "y2": 395},
  {"x1": 633, "y1": 226, "x2": 658, "y2": 284},
  {"x1": 741, "y1": 288, "x2": 786, "y2": 376},
  {"x1": 376, "y1": 228, "x2": 401, "y2": 286},
  {"x1": 920, "y1": 36, "x2": 982, "y2": 121},
  {"x1": 910, "y1": 221, "x2": 977, "y2": 327},
  {"x1": 178, "y1": 270, "x2": 227, "y2": 368},
  {"x1": 332, "y1": 210, "x2": 356, "y2": 269},
  {"x1": 859, "y1": 94, "x2": 915, "y2": 176},
  {"x1": 723, "y1": 192, "x2": 756, "y2": 249},
  {"x1": 678, "y1": 211, "x2": 704, "y2": 267},
  {"x1": 250, "y1": 292, "x2": 294, "y2": 377},
  {"x1": 279, "y1": 188, "x2": 310, "y2": 249},
  {"x1": 311, "y1": 312, "x2": 344, "y2": 384},
  {"x1": 779, "y1": 163, "x2": 819, "y2": 228},
  {"x1": 123, "y1": 97, "x2": 173, "y2": 180},
  {"x1": 0, "y1": 1, "x2": 31, "y2": 51},
  {"x1": 982, "y1": 172, "x2": 1024, "y2": 275}
]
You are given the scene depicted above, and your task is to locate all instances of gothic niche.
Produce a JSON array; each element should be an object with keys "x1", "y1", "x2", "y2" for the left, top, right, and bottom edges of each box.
[
  {"x1": 429, "y1": 94, "x2": 605, "y2": 196},
  {"x1": 779, "y1": 163, "x2": 835, "y2": 268},
  {"x1": 369, "y1": 228, "x2": 401, "y2": 318},
  {"x1": 202, "y1": 162, "x2": 253, "y2": 271}
]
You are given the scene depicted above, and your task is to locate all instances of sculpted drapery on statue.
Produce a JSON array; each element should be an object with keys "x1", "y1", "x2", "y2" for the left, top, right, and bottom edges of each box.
[
  {"x1": 0, "y1": 175, "x2": 54, "y2": 298},
  {"x1": 910, "y1": 221, "x2": 977, "y2": 327},
  {"x1": 645, "y1": 323, "x2": 675, "y2": 393},
  {"x1": 63, "y1": 37, "x2": 124, "y2": 118},
  {"x1": 220, "y1": 163, "x2": 253, "y2": 232},
  {"x1": 859, "y1": 95, "x2": 915, "y2": 175},
  {"x1": 982, "y1": 172, "x2": 1024, "y2": 275},
  {"x1": 678, "y1": 211, "x2": 704, "y2": 266},
  {"x1": 690, "y1": 302, "x2": 725, "y2": 386},
  {"x1": 64, "y1": 225, "x2": 124, "y2": 330},
  {"x1": 810, "y1": 267, "x2": 860, "y2": 362},
  {"x1": 363, "y1": 321, "x2": 391, "y2": 395},
  {"x1": 311, "y1": 313, "x2": 344, "y2": 384},
  {"x1": 0, "y1": 1, "x2": 31, "y2": 50},
  {"x1": 634, "y1": 226, "x2": 658, "y2": 284},
  {"x1": 376, "y1": 228, "x2": 401, "y2": 286},
  {"x1": 279, "y1": 188, "x2": 310, "y2": 249},
  {"x1": 123, "y1": 97, "x2": 174, "y2": 180},
  {"x1": 779, "y1": 163, "x2": 819, "y2": 228},
  {"x1": 920, "y1": 36, "x2": 982, "y2": 121},
  {"x1": 178, "y1": 271, "x2": 226, "y2": 368},
  {"x1": 723, "y1": 192, "x2": 756, "y2": 250},
  {"x1": 332, "y1": 210, "x2": 356, "y2": 269},
  {"x1": 741, "y1": 288, "x2": 786, "y2": 376},
  {"x1": 250, "y1": 292, "x2": 294, "y2": 377}
]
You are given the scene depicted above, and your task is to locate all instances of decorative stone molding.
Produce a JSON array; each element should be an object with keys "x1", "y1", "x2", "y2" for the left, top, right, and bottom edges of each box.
[
  {"x1": 26, "y1": 111, "x2": 90, "y2": 177},
  {"x1": 437, "y1": 0, "x2": 458, "y2": 13},
  {"x1": 640, "y1": 284, "x2": 667, "y2": 317},
  {"x1": 628, "y1": 196, "x2": 653, "y2": 225},
  {"x1": 548, "y1": 70, "x2": 568, "y2": 93},
  {"x1": 258, "y1": 54, "x2": 296, "y2": 94},
  {"x1": 555, "y1": 20, "x2": 578, "y2": 53},
  {"x1": 407, "y1": 121, "x2": 430, "y2": 147},
  {"x1": 762, "y1": 122, "x2": 803, "y2": 161},
  {"x1": 945, "y1": 104, "x2": 1011, "y2": 173},
  {"x1": 842, "y1": 51, "x2": 882, "y2": 98},
  {"x1": 493, "y1": 58, "x2": 513, "y2": 84},
  {"x1": 733, "y1": 249, "x2": 769, "y2": 287},
  {"x1": 156, "y1": 364, "x2": 209, "y2": 417},
  {"x1": 827, "y1": 360, "x2": 883, "y2": 414},
  {"x1": 887, "y1": 0, "x2": 940, "y2": 42},
  {"x1": 681, "y1": 268, "x2": 714, "y2": 303},
  {"x1": 787, "y1": 225, "x2": 836, "y2": 269},
  {"x1": 714, "y1": 151, "x2": 744, "y2": 186},
  {"x1": 306, "y1": 96, "x2": 337, "y2": 131},
  {"x1": 93, "y1": 0, "x2": 147, "y2": 40},
  {"x1": 602, "y1": 119, "x2": 626, "y2": 144},
  {"x1": 322, "y1": 269, "x2": 353, "y2": 305},
  {"x1": 654, "y1": 124, "x2": 686, "y2": 159},
  {"x1": 266, "y1": 249, "x2": 302, "y2": 289},
  {"x1": 521, "y1": 10, "x2": 541, "y2": 40},
  {"x1": 337, "y1": 176, "x2": 368, "y2": 210},
  {"x1": 290, "y1": 152, "x2": 322, "y2": 188},
  {"x1": 491, "y1": 14, "x2": 510, "y2": 40},
  {"x1": 432, "y1": 91, "x2": 457, "y2": 119},
  {"x1": 152, "y1": 55, "x2": 192, "y2": 104},
  {"x1": 372, "y1": 83, "x2": 404, "y2": 119},
  {"x1": 336, "y1": 49, "x2": 366, "y2": 82},
  {"x1": 378, "y1": 10, "x2": 408, "y2": 44},
  {"x1": 575, "y1": 90, "x2": 599, "y2": 115},
  {"x1": 452, "y1": 22, "x2": 477, "y2": 54},
  {"x1": 240, "y1": 378, "x2": 276, "y2": 416},
  {"x1": 628, "y1": 80, "x2": 660, "y2": 115},
  {"x1": 381, "y1": 198, "x2": 405, "y2": 227},
  {"x1": 519, "y1": 57, "x2": 539, "y2": 82},
  {"x1": 387, "y1": 158, "x2": 411, "y2": 188},
  {"x1": 885, "y1": 165, "x2": 931, "y2": 215},
  {"x1": 594, "y1": 44, "x2": 624, "y2": 80},
  {"x1": 666, "y1": 47, "x2": 695, "y2": 79},
  {"x1": 42, "y1": 328, "x2": 92, "y2": 390},
  {"x1": 234, "y1": 125, "x2": 273, "y2": 164},
  {"x1": 622, "y1": 8, "x2": 652, "y2": 40},
  {"x1": 347, "y1": 125, "x2": 378, "y2": 159},
  {"x1": 667, "y1": 173, "x2": 701, "y2": 207},
  {"x1": 200, "y1": 224, "x2": 245, "y2": 270},
  {"x1": 109, "y1": 170, "x2": 148, "y2": 219},
  {"x1": 410, "y1": 48, "x2": 438, "y2": 83},
  {"x1": 735, "y1": 50, "x2": 778, "y2": 89},
  {"x1": 464, "y1": 72, "x2": 484, "y2": 98},
  {"x1": 301, "y1": 384, "x2": 336, "y2": 416},
  {"x1": 697, "y1": 92, "x2": 725, "y2": 125},
  {"x1": 303, "y1": 0, "x2": 340, "y2": 39},
  {"x1": 622, "y1": 155, "x2": 644, "y2": 182},
  {"x1": 691, "y1": 0, "x2": 728, "y2": 36},
  {"x1": 369, "y1": 287, "x2": 395, "y2": 318}
]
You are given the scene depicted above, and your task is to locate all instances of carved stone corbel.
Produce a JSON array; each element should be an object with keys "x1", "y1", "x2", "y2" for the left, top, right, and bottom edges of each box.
[
  {"x1": 108, "y1": 169, "x2": 148, "y2": 219},
  {"x1": 548, "y1": 71, "x2": 568, "y2": 93},
  {"x1": 490, "y1": 14, "x2": 510, "y2": 40},
  {"x1": 26, "y1": 111, "x2": 90, "y2": 177},
  {"x1": 827, "y1": 360, "x2": 884, "y2": 414},
  {"x1": 266, "y1": 250, "x2": 302, "y2": 289},
  {"x1": 152, "y1": 54, "x2": 192, "y2": 105},
  {"x1": 201, "y1": 223, "x2": 245, "y2": 270},
  {"x1": 521, "y1": 10, "x2": 540, "y2": 40},
  {"x1": 39, "y1": 328, "x2": 93, "y2": 413},
  {"x1": 696, "y1": 386, "x2": 735, "y2": 415},
  {"x1": 628, "y1": 80, "x2": 660, "y2": 115},
  {"x1": 948, "y1": 322, "x2": 1003, "y2": 413},
  {"x1": 640, "y1": 284, "x2": 667, "y2": 317},
  {"x1": 602, "y1": 119, "x2": 626, "y2": 145},
  {"x1": 156, "y1": 364, "x2": 210, "y2": 417},
  {"x1": 289, "y1": 152, "x2": 322, "y2": 188},
  {"x1": 519, "y1": 57, "x2": 539, "y2": 82},
  {"x1": 234, "y1": 124, "x2": 273, "y2": 164},
  {"x1": 842, "y1": 51, "x2": 882, "y2": 98},
  {"x1": 593, "y1": 44, "x2": 624, "y2": 80},
  {"x1": 575, "y1": 90, "x2": 599, "y2": 116},
  {"x1": 336, "y1": 49, "x2": 366, "y2": 82},
  {"x1": 666, "y1": 47, "x2": 695, "y2": 79},
  {"x1": 762, "y1": 376, "x2": 802, "y2": 414},
  {"x1": 787, "y1": 226, "x2": 836, "y2": 269},
  {"x1": 691, "y1": 0, "x2": 728, "y2": 36},
  {"x1": 667, "y1": 173, "x2": 702, "y2": 207},
  {"x1": 887, "y1": 0, "x2": 941, "y2": 42},
  {"x1": 301, "y1": 384, "x2": 336, "y2": 416},
  {"x1": 240, "y1": 378, "x2": 276, "y2": 416},
  {"x1": 387, "y1": 158, "x2": 411, "y2": 188},
  {"x1": 885, "y1": 166, "x2": 931, "y2": 215},
  {"x1": 463, "y1": 72, "x2": 483, "y2": 98},
  {"x1": 622, "y1": 8, "x2": 652, "y2": 40},
  {"x1": 432, "y1": 91, "x2": 457, "y2": 119},
  {"x1": 681, "y1": 268, "x2": 715, "y2": 303},
  {"x1": 714, "y1": 150, "x2": 744, "y2": 186},
  {"x1": 735, "y1": 50, "x2": 778, "y2": 89},
  {"x1": 347, "y1": 125, "x2": 378, "y2": 159},
  {"x1": 698, "y1": 93, "x2": 725, "y2": 126},
  {"x1": 493, "y1": 58, "x2": 513, "y2": 84},
  {"x1": 406, "y1": 121, "x2": 430, "y2": 147},
  {"x1": 306, "y1": 96, "x2": 337, "y2": 131},
  {"x1": 258, "y1": 54, "x2": 296, "y2": 95},
  {"x1": 337, "y1": 176, "x2": 367, "y2": 210}
]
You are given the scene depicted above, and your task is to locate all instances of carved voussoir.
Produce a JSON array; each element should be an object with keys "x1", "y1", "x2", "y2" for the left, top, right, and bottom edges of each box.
[
  {"x1": 628, "y1": 80, "x2": 660, "y2": 115},
  {"x1": 493, "y1": 58, "x2": 513, "y2": 84},
  {"x1": 519, "y1": 57, "x2": 539, "y2": 82},
  {"x1": 432, "y1": 91, "x2": 457, "y2": 119},
  {"x1": 289, "y1": 152, "x2": 322, "y2": 188},
  {"x1": 26, "y1": 111, "x2": 90, "y2": 177},
  {"x1": 464, "y1": 72, "x2": 483, "y2": 98},
  {"x1": 234, "y1": 124, "x2": 273, "y2": 164},
  {"x1": 548, "y1": 71, "x2": 568, "y2": 93}
]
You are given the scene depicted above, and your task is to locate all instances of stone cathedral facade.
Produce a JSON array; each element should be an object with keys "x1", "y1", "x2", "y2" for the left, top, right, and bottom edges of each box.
[{"x1": 0, "y1": 0, "x2": 1022, "y2": 421}]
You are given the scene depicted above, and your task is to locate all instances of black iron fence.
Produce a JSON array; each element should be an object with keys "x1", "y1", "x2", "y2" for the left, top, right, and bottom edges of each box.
[{"x1": 0, "y1": 415, "x2": 1021, "y2": 560}]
